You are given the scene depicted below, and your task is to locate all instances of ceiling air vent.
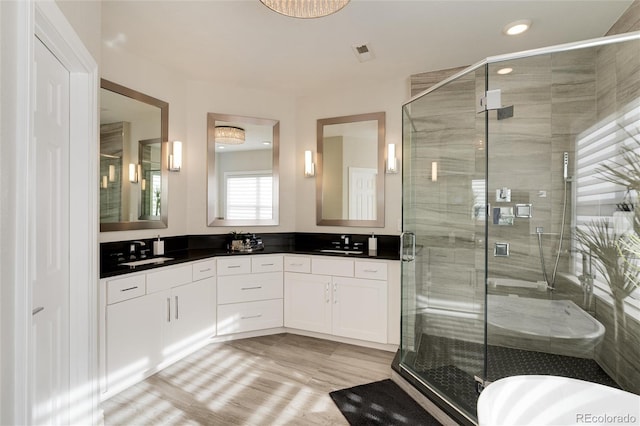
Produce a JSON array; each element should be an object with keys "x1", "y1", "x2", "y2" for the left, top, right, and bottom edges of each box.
[{"x1": 351, "y1": 43, "x2": 374, "y2": 62}]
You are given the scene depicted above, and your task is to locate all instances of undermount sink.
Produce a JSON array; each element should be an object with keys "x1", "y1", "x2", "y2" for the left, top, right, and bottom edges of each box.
[
  {"x1": 119, "y1": 257, "x2": 174, "y2": 267},
  {"x1": 317, "y1": 249, "x2": 364, "y2": 255}
]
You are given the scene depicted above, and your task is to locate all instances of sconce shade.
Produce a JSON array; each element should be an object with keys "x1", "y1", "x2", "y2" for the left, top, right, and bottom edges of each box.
[
  {"x1": 260, "y1": 0, "x2": 350, "y2": 19},
  {"x1": 304, "y1": 150, "x2": 315, "y2": 177},
  {"x1": 386, "y1": 143, "x2": 398, "y2": 174},
  {"x1": 215, "y1": 126, "x2": 245, "y2": 145},
  {"x1": 129, "y1": 163, "x2": 139, "y2": 183},
  {"x1": 169, "y1": 140, "x2": 182, "y2": 172},
  {"x1": 431, "y1": 161, "x2": 438, "y2": 181},
  {"x1": 108, "y1": 164, "x2": 116, "y2": 182}
]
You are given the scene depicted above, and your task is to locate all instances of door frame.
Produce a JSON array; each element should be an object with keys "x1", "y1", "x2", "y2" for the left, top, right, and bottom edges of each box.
[{"x1": 0, "y1": 1, "x2": 98, "y2": 424}]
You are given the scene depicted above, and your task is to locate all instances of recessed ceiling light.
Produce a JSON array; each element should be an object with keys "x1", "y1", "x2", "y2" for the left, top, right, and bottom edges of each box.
[
  {"x1": 497, "y1": 67, "x2": 513, "y2": 75},
  {"x1": 503, "y1": 19, "x2": 531, "y2": 36}
]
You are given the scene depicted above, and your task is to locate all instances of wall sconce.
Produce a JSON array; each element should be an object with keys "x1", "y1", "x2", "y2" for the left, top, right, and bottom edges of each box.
[
  {"x1": 169, "y1": 140, "x2": 182, "y2": 172},
  {"x1": 108, "y1": 164, "x2": 116, "y2": 182},
  {"x1": 101, "y1": 175, "x2": 108, "y2": 189},
  {"x1": 386, "y1": 143, "x2": 398, "y2": 174},
  {"x1": 129, "y1": 163, "x2": 139, "y2": 183},
  {"x1": 431, "y1": 161, "x2": 438, "y2": 182},
  {"x1": 304, "y1": 150, "x2": 315, "y2": 177}
]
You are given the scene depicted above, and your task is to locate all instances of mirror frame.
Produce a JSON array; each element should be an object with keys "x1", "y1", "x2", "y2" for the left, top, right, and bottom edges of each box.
[
  {"x1": 100, "y1": 78, "x2": 169, "y2": 231},
  {"x1": 207, "y1": 112, "x2": 280, "y2": 227},
  {"x1": 316, "y1": 111, "x2": 386, "y2": 227}
]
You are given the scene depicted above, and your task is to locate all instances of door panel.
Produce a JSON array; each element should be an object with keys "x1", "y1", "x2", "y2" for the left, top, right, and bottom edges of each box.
[{"x1": 31, "y1": 36, "x2": 70, "y2": 425}]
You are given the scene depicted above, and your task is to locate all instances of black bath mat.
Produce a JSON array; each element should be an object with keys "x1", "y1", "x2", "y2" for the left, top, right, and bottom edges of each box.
[{"x1": 330, "y1": 379, "x2": 442, "y2": 425}]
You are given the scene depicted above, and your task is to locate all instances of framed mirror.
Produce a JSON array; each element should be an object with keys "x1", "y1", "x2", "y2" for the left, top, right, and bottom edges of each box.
[
  {"x1": 207, "y1": 113, "x2": 279, "y2": 226},
  {"x1": 317, "y1": 112, "x2": 385, "y2": 227},
  {"x1": 99, "y1": 79, "x2": 168, "y2": 231}
]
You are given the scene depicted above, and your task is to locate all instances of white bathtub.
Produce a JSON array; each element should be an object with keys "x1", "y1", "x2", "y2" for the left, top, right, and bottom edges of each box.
[
  {"x1": 487, "y1": 293, "x2": 605, "y2": 358},
  {"x1": 478, "y1": 375, "x2": 639, "y2": 426}
]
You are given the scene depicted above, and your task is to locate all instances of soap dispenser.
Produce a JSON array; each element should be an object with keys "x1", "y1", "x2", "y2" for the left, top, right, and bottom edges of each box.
[
  {"x1": 368, "y1": 233, "x2": 378, "y2": 255},
  {"x1": 153, "y1": 235, "x2": 165, "y2": 256}
]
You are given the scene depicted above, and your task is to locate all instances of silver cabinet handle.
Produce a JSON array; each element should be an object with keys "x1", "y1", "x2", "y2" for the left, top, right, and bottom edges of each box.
[
  {"x1": 32, "y1": 307, "x2": 44, "y2": 316},
  {"x1": 325, "y1": 283, "x2": 330, "y2": 303},
  {"x1": 261, "y1": 263, "x2": 274, "y2": 267},
  {"x1": 121, "y1": 286, "x2": 138, "y2": 292},
  {"x1": 363, "y1": 269, "x2": 378, "y2": 273},
  {"x1": 175, "y1": 296, "x2": 179, "y2": 320},
  {"x1": 333, "y1": 283, "x2": 338, "y2": 304},
  {"x1": 241, "y1": 286, "x2": 262, "y2": 290},
  {"x1": 199, "y1": 268, "x2": 211, "y2": 272},
  {"x1": 241, "y1": 314, "x2": 262, "y2": 320},
  {"x1": 167, "y1": 298, "x2": 171, "y2": 322},
  {"x1": 227, "y1": 265, "x2": 241, "y2": 269}
]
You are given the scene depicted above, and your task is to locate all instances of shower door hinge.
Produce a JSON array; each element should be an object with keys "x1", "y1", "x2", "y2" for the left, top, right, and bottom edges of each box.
[
  {"x1": 474, "y1": 375, "x2": 492, "y2": 394},
  {"x1": 478, "y1": 89, "x2": 502, "y2": 112}
]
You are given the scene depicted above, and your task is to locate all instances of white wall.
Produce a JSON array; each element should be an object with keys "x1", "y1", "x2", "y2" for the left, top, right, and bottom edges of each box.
[
  {"x1": 296, "y1": 79, "x2": 407, "y2": 235},
  {"x1": 85, "y1": 11, "x2": 407, "y2": 242},
  {"x1": 185, "y1": 80, "x2": 298, "y2": 235}
]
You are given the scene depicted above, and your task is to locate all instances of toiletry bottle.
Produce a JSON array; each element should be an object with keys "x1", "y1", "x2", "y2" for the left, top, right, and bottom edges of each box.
[
  {"x1": 368, "y1": 233, "x2": 377, "y2": 255},
  {"x1": 153, "y1": 235, "x2": 164, "y2": 256}
]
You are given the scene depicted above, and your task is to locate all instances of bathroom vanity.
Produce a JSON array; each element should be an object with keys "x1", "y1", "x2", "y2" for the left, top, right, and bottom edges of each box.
[{"x1": 98, "y1": 235, "x2": 400, "y2": 400}]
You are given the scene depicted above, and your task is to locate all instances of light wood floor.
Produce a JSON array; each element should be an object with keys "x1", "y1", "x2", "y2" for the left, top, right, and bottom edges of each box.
[{"x1": 102, "y1": 333, "x2": 396, "y2": 425}]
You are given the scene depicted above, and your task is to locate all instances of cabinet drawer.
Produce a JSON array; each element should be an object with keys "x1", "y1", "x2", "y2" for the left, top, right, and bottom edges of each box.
[
  {"x1": 146, "y1": 265, "x2": 192, "y2": 294},
  {"x1": 355, "y1": 261, "x2": 387, "y2": 281},
  {"x1": 192, "y1": 259, "x2": 216, "y2": 281},
  {"x1": 251, "y1": 255, "x2": 283, "y2": 273},
  {"x1": 218, "y1": 272, "x2": 283, "y2": 304},
  {"x1": 217, "y1": 299, "x2": 283, "y2": 335},
  {"x1": 312, "y1": 257, "x2": 354, "y2": 277},
  {"x1": 217, "y1": 257, "x2": 251, "y2": 276},
  {"x1": 284, "y1": 256, "x2": 311, "y2": 273},
  {"x1": 106, "y1": 274, "x2": 146, "y2": 305}
]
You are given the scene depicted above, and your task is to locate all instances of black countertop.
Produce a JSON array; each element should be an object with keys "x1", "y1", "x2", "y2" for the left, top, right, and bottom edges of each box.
[{"x1": 100, "y1": 232, "x2": 400, "y2": 278}]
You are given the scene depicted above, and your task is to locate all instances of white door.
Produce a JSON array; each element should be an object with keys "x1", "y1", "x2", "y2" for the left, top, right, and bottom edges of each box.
[
  {"x1": 284, "y1": 272, "x2": 332, "y2": 334},
  {"x1": 331, "y1": 277, "x2": 388, "y2": 343},
  {"x1": 165, "y1": 278, "x2": 216, "y2": 364},
  {"x1": 31, "y1": 36, "x2": 71, "y2": 425},
  {"x1": 348, "y1": 167, "x2": 377, "y2": 220}
]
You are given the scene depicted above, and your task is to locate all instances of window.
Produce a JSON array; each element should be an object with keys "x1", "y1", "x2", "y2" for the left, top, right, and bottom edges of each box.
[
  {"x1": 574, "y1": 100, "x2": 640, "y2": 308},
  {"x1": 225, "y1": 171, "x2": 273, "y2": 220}
]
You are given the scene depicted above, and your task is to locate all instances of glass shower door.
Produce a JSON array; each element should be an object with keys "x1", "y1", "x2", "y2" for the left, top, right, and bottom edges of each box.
[{"x1": 400, "y1": 66, "x2": 488, "y2": 423}]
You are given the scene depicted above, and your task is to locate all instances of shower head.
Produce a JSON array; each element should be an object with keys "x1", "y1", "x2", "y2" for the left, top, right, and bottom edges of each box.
[{"x1": 563, "y1": 152, "x2": 569, "y2": 181}]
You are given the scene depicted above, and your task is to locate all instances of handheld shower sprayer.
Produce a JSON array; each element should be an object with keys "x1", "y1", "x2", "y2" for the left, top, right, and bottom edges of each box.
[{"x1": 563, "y1": 152, "x2": 569, "y2": 181}]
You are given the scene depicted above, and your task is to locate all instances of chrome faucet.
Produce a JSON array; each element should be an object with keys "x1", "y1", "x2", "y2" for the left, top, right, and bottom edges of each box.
[
  {"x1": 341, "y1": 235, "x2": 351, "y2": 248},
  {"x1": 129, "y1": 240, "x2": 147, "y2": 260}
]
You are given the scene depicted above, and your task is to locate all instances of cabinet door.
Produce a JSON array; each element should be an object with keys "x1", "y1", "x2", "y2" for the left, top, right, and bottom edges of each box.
[
  {"x1": 165, "y1": 278, "x2": 216, "y2": 364},
  {"x1": 284, "y1": 272, "x2": 332, "y2": 334},
  {"x1": 332, "y1": 277, "x2": 388, "y2": 343},
  {"x1": 105, "y1": 291, "x2": 165, "y2": 394}
]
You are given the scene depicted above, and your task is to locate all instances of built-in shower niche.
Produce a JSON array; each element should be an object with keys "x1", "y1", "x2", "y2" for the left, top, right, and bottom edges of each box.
[{"x1": 401, "y1": 32, "x2": 640, "y2": 424}]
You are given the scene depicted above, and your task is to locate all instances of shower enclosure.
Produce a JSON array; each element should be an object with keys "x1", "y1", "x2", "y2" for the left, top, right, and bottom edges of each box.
[{"x1": 400, "y1": 32, "x2": 640, "y2": 425}]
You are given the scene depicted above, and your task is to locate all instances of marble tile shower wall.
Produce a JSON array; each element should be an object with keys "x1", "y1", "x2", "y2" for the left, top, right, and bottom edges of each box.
[
  {"x1": 406, "y1": 68, "x2": 486, "y2": 344},
  {"x1": 407, "y1": 38, "x2": 640, "y2": 394}
]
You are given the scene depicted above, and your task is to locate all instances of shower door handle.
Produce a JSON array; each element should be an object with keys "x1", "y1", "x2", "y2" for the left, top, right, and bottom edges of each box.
[{"x1": 400, "y1": 231, "x2": 416, "y2": 262}]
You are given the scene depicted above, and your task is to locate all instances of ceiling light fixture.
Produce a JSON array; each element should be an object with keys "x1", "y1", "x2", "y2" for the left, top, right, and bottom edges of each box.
[
  {"x1": 259, "y1": 0, "x2": 350, "y2": 19},
  {"x1": 215, "y1": 126, "x2": 246, "y2": 145},
  {"x1": 503, "y1": 19, "x2": 531, "y2": 36}
]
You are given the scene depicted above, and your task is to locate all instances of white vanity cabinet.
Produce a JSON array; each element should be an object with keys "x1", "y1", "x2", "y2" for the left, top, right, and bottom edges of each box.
[
  {"x1": 284, "y1": 256, "x2": 392, "y2": 344},
  {"x1": 101, "y1": 259, "x2": 216, "y2": 397},
  {"x1": 216, "y1": 255, "x2": 284, "y2": 335},
  {"x1": 105, "y1": 285, "x2": 165, "y2": 394}
]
